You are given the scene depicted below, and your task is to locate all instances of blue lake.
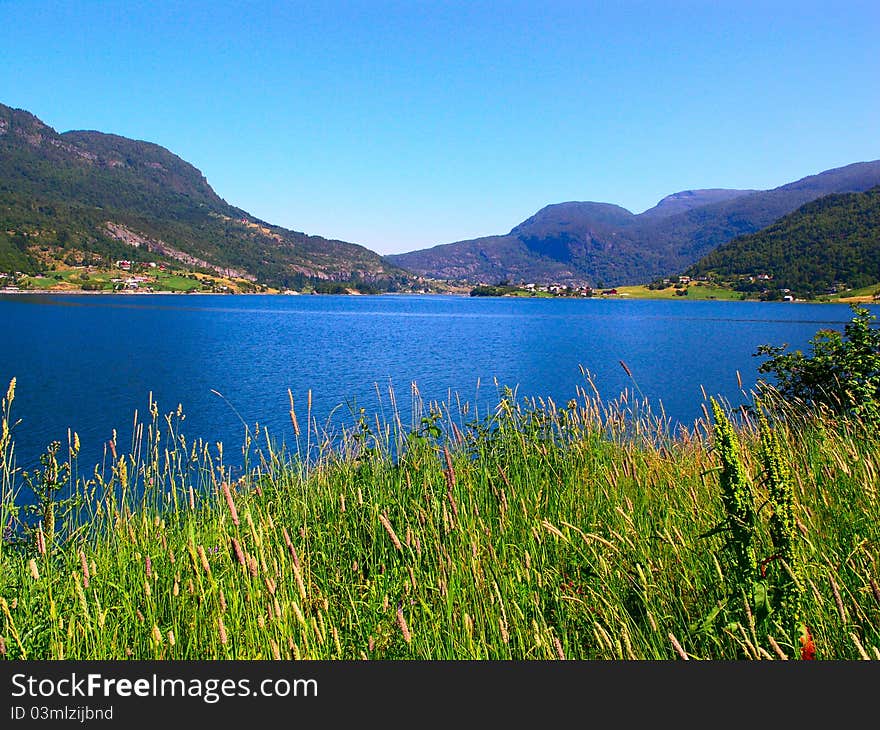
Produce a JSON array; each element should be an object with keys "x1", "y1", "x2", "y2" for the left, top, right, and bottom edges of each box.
[{"x1": 0, "y1": 293, "x2": 875, "y2": 473}]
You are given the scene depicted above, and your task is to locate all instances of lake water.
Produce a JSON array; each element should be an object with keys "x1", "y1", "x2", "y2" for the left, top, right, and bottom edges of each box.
[{"x1": 0, "y1": 293, "x2": 875, "y2": 473}]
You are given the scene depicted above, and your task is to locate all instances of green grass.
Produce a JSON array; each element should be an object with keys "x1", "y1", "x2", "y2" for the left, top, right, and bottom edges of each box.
[
  {"x1": 0, "y1": 377, "x2": 878, "y2": 660},
  {"x1": 153, "y1": 272, "x2": 202, "y2": 292},
  {"x1": 15, "y1": 267, "x2": 241, "y2": 293},
  {"x1": 620, "y1": 280, "x2": 880, "y2": 304},
  {"x1": 17, "y1": 275, "x2": 58, "y2": 290},
  {"x1": 830, "y1": 282, "x2": 880, "y2": 301},
  {"x1": 617, "y1": 284, "x2": 746, "y2": 300}
]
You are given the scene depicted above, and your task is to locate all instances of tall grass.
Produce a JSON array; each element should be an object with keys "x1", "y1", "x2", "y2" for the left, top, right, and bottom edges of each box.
[{"x1": 0, "y1": 376, "x2": 878, "y2": 660}]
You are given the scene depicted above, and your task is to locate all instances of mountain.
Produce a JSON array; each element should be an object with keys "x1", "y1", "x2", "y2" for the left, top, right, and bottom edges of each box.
[
  {"x1": 684, "y1": 187, "x2": 880, "y2": 299},
  {"x1": 388, "y1": 162, "x2": 880, "y2": 286},
  {"x1": 636, "y1": 188, "x2": 757, "y2": 221},
  {"x1": 0, "y1": 102, "x2": 410, "y2": 289},
  {"x1": 637, "y1": 161, "x2": 880, "y2": 274}
]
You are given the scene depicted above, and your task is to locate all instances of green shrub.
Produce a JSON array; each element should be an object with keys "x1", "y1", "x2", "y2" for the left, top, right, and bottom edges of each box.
[{"x1": 755, "y1": 304, "x2": 880, "y2": 425}]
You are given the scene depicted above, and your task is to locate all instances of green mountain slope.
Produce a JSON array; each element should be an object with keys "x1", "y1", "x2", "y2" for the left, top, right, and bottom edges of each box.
[
  {"x1": 388, "y1": 234, "x2": 582, "y2": 285},
  {"x1": 0, "y1": 102, "x2": 411, "y2": 289},
  {"x1": 684, "y1": 187, "x2": 880, "y2": 299},
  {"x1": 388, "y1": 163, "x2": 880, "y2": 286},
  {"x1": 641, "y1": 161, "x2": 880, "y2": 272}
]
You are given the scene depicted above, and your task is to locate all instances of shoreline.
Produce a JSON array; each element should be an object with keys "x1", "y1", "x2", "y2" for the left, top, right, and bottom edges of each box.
[
  {"x1": 0, "y1": 288, "x2": 461, "y2": 297},
  {"x1": 0, "y1": 287, "x2": 876, "y2": 304},
  {"x1": 0, "y1": 288, "x2": 270, "y2": 296}
]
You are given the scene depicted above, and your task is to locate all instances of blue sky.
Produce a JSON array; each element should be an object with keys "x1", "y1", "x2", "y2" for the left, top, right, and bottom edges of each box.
[{"x1": 1, "y1": 1, "x2": 878, "y2": 254}]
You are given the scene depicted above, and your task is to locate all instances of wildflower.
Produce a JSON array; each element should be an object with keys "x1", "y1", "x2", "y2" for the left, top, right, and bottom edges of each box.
[{"x1": 800, "y1": 625, "x2": 816, "y2": 660}]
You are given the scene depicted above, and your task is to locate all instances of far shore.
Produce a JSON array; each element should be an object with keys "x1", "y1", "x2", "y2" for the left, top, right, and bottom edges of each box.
[
  {"x1": 1, "y1": 286, "x2": 876, "y2": 304},
  {"x1": 0, "y1": 287, "x2": 270, "y2": 296},
  {"x1": 0, "y1": 287, "x2": 465, "y2": 297}
]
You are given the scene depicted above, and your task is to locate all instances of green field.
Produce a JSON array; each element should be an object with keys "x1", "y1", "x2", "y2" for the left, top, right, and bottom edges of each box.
[
  {"x1": 617, "y1": 281, "x2": 880, "y2": 304},
  {"x1": 830, "y1": 282, "x2": 880, "y2": 302},
  {"x1": 13, "y1": 266, "x2": 250, "y2": 293},
  {"x1": 1, "y1": 372, "x2": 878, "y2": 660},
  {"x1": 616, "y1": 283, "x2": 746, "y2": 300},
  {"x1": 154, "y1": 272, "x2": 203, "y2": 292}
]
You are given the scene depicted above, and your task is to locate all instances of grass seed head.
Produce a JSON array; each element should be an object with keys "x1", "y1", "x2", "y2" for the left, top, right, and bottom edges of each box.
[
  {"x1": 379, "y1": 512, "x2": 403, "y2": 552},
  {"x1": 669, "y1": 632, "x2": 689, "y2": 660},
  {"x1": 221, "y1": 481, "x2": 240, "y2": 526},
  {"x1": 197, "y1": 545, "x2": 212, "y2": 575},
  {"x1": 554, "y1": 636, "x2": 566, "y2": 660},
  {"x1": 79, "y1": 551, "x2": 90, "y2": 587},
  {"x1": 230, "y1": 537, "x2": 246, "y2": 566},
  {"x1": 396, "y1": 607, "x2": 412, "y2": 644},
  {"x1": 288, "y1": 389, "x2": 301, "y2": 437}
]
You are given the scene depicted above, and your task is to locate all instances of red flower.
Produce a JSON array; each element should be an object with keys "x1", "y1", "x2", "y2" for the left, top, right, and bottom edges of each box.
[{"x1": 799, "y1": 625, "x2": 816, "y2": 660}]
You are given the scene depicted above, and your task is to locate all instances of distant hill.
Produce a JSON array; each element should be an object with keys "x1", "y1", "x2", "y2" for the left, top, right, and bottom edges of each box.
[
  {"x1": 0, "y1": 102, "x2": 410, "y2": 289},
  {"x1": 685, "y1": 187, "x2": 880, "y2": 299},
  {"x1": 388, "y1": 162, "x2": 880, "y2": 286},
  {"x1": 635, "y1": 188, "x2": 757, "y2": 221}
]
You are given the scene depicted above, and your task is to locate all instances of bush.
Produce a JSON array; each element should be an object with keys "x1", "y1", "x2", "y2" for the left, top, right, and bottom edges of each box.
[{"x1": 755, "y1": 304, "x2": 880, "y2": 424}]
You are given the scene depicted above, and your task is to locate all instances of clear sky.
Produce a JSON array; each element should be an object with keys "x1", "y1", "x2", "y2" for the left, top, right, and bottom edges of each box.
[{"x1": 1, "y1": 1, "x2": 878, "y2": 254}]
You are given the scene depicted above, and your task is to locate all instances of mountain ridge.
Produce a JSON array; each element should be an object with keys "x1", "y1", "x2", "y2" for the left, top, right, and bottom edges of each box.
[
  {"x1": 388, "y1": 161, "x2": 880, "y2": 286},
  {"x1": 684, "y1": 186, "x2": 880, "y2": 299},
  {"x1": 637, "y1": 188, "x2": 757, "y2": 220},
  {"x1": 0, "y1": 102, "x2": 413, "y2": 290}
]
